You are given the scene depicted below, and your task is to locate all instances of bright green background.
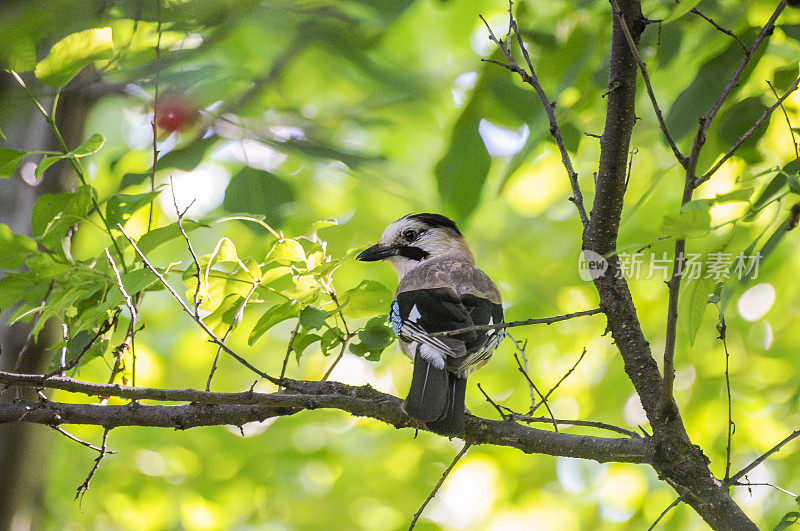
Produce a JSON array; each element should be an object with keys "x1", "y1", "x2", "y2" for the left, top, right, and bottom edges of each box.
[{"x1": 2, "y1": 0, "x2": 800, "y2": 529}]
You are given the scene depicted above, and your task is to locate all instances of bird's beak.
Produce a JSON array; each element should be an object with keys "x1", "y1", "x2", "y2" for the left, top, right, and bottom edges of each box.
[{"x1": 356, "y1": 243, "x2": 396, "y2": 261}]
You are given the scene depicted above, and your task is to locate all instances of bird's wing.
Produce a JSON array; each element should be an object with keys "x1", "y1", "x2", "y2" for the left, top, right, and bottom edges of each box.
[
  {"x1": 391, "y1": 287, "x2": 476, "y2": 363},
  {"x1": 450, "y1": 293, "x2": 505, "y2": 374}
]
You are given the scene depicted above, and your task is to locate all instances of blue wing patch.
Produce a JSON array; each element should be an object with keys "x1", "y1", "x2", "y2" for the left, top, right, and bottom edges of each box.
[{"x1": 389, "y1": 299, "x2": 402, "y2": 337}]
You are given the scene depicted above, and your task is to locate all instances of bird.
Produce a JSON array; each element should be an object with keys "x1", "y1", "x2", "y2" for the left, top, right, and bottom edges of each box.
[{"x1": 357, "y1": 213, "x2": 504, "y2": 436}]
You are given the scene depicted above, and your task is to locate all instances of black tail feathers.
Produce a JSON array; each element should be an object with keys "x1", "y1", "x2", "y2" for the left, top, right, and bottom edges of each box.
[{"x1": 403, "y1": 355, "x2": 467, "y2": 436}]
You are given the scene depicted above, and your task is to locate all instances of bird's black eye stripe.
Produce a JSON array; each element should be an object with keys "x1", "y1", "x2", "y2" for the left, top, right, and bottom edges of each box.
[{"x1": 397, "y1": 246, "x2": 429, "y2": 261}]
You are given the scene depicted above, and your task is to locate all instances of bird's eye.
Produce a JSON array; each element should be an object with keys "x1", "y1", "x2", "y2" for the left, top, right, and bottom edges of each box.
[{"x1": 402, "y1": 229, "x2": 418, "y2": 241}]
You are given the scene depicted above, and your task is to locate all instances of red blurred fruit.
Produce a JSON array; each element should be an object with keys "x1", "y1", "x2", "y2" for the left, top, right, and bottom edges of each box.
[{"x1": 154, "y1": 91, "x2": 199, "y2": 133}]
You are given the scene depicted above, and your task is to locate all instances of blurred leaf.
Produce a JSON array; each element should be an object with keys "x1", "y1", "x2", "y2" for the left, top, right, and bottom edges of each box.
[
  {"x1": 745, "y1": 173, "x2": 788, "y2": 220},
  {"x1": 121, "y1": 138, "x2": 217, "y2": 187},
  {"x1": 435, "y1": 103, "x2": 491, "y2": 224},
  {"x1": 34, "y1": 27, "x2": 114, "y2": 88},
  {"x1": 664, "y1": 0, "x2": 703, "y2": 23},
  {"x1": 248, "y1": 300, "x2": 301, "y2": 346},
  {"x1": 136, "y1": 219, "x2": 209, "y2": 255},
  {"x1": 105, "y1": 190, "x2": 162, "y2": 228},
  {"x1": 30, "y1": 185, "x2": 92, "y2": 252},
  {"x1": 661, "y1": 201, "x2": 711, "y2": 238},
  {"x1": 773, "y1": 65, "x2": 799, "y2": 92},
  {"x1": 679, "y1": 276, "x2": 719, "y2": 345},
  {"x1": 780, "y1": 24, "x2": 800, "y2": 43},
  {"x1": 293, "y1": 332, "x2": 322, "y2": 359},
  {"x1": 0, "y1": 149, "x2": 26, "y2": 178},
  {"x1": 71, "y1": 133, "x2": 106, "y2": 157},
  {"x1": 0, "y1": 223, "x2": 37, "y2": 269},
  {"x1": 298, "y1": 304, "x2": 342, "y2": 331},
  {"x1": 667, "y1": 34, "x2": 766, "y2": 140},
  {"x1": 341, "y1": 280, "x2": 392, "y2": 318},
  {"x1": 716, "y1": 97, "x2": 769, "y2": 159},
  {"x1": 267, "y1": 239, "x2": 306, "y2": 266},
  {"x1": 204, "y1": 293, "x2": 245, "y2": 334},
  {"x1": 223, "y1": 167, "x2": 295, "y2": 227},
  {"x1": 34, "y1": 155, "x2": 63, "y2": 181},
  {"x1": 711, "y1": 187, "x2": 753, "y2": 204},
  {"x1": 774, "y1": 511, "x2": 800, "y2": 531}
]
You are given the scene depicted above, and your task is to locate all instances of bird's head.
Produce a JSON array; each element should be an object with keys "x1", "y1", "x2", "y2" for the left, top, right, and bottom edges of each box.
[{"x1": 357, "y1": 213, "x2": 473, "y2": 278}]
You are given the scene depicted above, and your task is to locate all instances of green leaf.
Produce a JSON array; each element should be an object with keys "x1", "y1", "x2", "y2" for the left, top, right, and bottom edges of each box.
[
  {"x1": 71, "y1": 133, "x2": 106, "y2": 157},
  {"x1": 222, "y1": 167, "x2": 296, "y2": 227},
  {"x1": 105, "y1": 190, "x2": 162, "y2": 228},
  {"x1": 298, "y1": 305, "x2": 343, "y2": 331},
  {"x1": 664, "y1": 0, "x2": 703, "y2": 23},
  {"x1": 293, "y1": 332, "x2": 323, "y2": 359},
  {"x1": 341, "y1": 280, "x2": 393, "y2": 318},
  {"x1": 67, "y1": 330, "x2": 109, "y2": 362},
  {"x1": 34, "y1": 28, "x2": 114, "y2": 88},
  {"x1": 121, "y1": 138, "x2": 218, "y2": 188},
  {"x1": 30, "y1": 185, "x2": 93, "y2": 252},
  {"x1": 661, "y1": 201, "x2": 711, "y2": 238},
  {"x1": 435, "y1": 103, "x2": 491, "y2": 225},
  {"x1": 267, "y1": 239, "x2": 306, "y2": 266},
  {"x1": 0, "y1": 124, "x2": 5, "y2": 141},
  {"x1": 204, "y1": 293, "x2": 245, "y2": 334},
  {"x1": 745, "y1": 173, "x2": 788, "y2": 220},
  {"x1": 0, "y1": 149, "x2": 26, "y2": 178},
  {"x1": 711, "y1": 187, "x2": 753, "y2": 204},
  {"x1": 667, "y1": 35, "x2": 766, "y2": 140},
  {"x1": 35, "y1": 155, "x2": 64, "y2": 181},
  {"x1": 136, "y1": 219, "x2": 209, "y2": 255},
  {"x1": 679, "y1": 276, "x2": 720, "y2": 345},
  {"x1": 774, "y1": 511, "x2": 800, "y2": 531},
  {"x1": 773, "y1": 64, "x2": 799, "y2": 92},
  {"x1": 248, "y1": 300, "x2": 301, "y2": 346},
  {"x1": 0, "y1": 223, "x2": 37, "y2": 269}
]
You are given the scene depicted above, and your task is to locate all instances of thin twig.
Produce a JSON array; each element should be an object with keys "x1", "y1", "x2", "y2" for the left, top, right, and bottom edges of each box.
[
  {"x1": 59, "y1": 323, "x2": 69, "y2": 377},
  {"x1": 75, "y1": 428, "x2": 112, "y2": 502},
  {"x1": 506, "y1": 333, "x2": 536, "y2": 410},
  {"x1": 480, "y1": 2, "x2": 589, "y2": 226},
  {"x1": 148, "y1": 0, "x2": 162, "y2": 233},
  {"x1": 767, "y1": 80, "x2": 800, "y2": 178},
  {"x1": 206, "y1": 280, "x2": 261, "y2": 391},
  {"x1": 431, "y1": 308, "x2": 602, "y2": 337},
  {"x1": 117, "y1": 224, "x2": 280, "y2": 385},
  {"x1": 171, "y1": 176, "x2": 203, "y2": 313},
  {"x1": 696, "y1": 76, "x2": 800, "y2": 187},
  {"x1": 688, "y1": 1, "x2": 788, "y2": 175},
  {"x1": 105, "y1": 249, "x2": 138, "y2": 386},
  {"x1": 731, "y1": 481, "x2": 798, "y2": 498},
  {"x1": 647, "y1": 496, "x2": 682, "y2": 530},
  {"x1": 51, "y1": 425, "x2": 118, "y2": 454},
  {"x1": 513, "y1": 353, "x2": 557, "y2": 432},
  {"x1": 717, "y1": 314, "x2": 734, "y2": 481},
  {"x1": 690, "y1": 8, "x2": 747, "y2": 52},
  {"x1": 279, "y1": 321, "x2": 302, "y2": 387},
  {"x1": 509, "y1": 414, "x2": 640, "y2": 438},
  {"x1": 408, "y1": 443, "x2": 470, "y2": 530},
  {"x1": 43, "y1": 311, "x2": 120, "y2": 379},
  {"x1": 729, "y1": 428, "x2": 800, "y2": 483},
  {"x1": 538, "y1": 347, "x2": 587, "y2": 410},
  {"x1": 610, "y1": 0, "x2": 686, "y2": 167},
  {"x1": 477, "y1": 383, "x2": 511, "y2": 420}
]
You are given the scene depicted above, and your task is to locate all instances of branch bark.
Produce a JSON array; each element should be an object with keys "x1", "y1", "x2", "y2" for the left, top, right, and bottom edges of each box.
[
  {"x1": 581, "y1": 0, "x2": 758, "y2": 528},
  {"x1": 0, "y1": 371, "x2": 650, "y2": 464}
]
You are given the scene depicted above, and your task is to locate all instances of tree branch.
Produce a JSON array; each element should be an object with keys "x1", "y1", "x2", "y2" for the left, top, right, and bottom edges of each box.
[
  {"x1": 0, "y1": 371, "x2": 652, "y2": 465},
  {"x1": 610, "y1": 0, "x2": 686, "y2": 168},
  {"x1": 480, "y1": 2, "x2": 589, "y2": 226},
  {"x1": 581, "y1": 0, "x2": 758, "y2": 527},
  {"x1": 695, "y1": 76, "x2": 800, "y2": 187},
  {"x1": 430, "y1": 307, "x2": 602, "y2": 337}
]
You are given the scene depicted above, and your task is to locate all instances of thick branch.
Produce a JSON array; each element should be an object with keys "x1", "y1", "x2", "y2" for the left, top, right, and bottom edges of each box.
[
  {"x1": 0, "y1": 372, "x2": 651, "y2": 464},
  {"x1": 581, "y1": 1, "x2": 757, "y2": 528}
]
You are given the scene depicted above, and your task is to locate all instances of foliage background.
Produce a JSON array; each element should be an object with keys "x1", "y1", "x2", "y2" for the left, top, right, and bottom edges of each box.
[{"x1": 1, "y1": 0, "x2": 800, "y2": 529}]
